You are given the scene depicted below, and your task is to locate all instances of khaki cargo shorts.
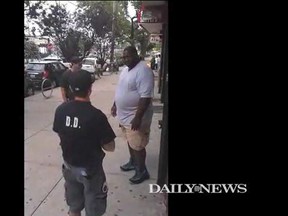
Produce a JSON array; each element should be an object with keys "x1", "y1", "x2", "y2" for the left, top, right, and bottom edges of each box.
[{"x1": 120, "y1": 122, "x2": 151, "y2": 151}]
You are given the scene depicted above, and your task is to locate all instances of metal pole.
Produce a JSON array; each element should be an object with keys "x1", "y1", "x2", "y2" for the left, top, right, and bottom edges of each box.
[
  {"x1": 110, "y1": 1, "x2": 116, "y2": 65},
  {"x1": 130, "y1": 16, "x2": 137, "y2": 46}
]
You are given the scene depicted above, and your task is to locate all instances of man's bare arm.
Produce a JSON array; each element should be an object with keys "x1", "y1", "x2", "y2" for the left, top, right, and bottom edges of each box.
[
  {"x1": 61, "y1": 87, "x2": 67, "y2": 102},
  {"x1": 135, "y1": 98, "x2": 152, "y2": 120},
  {"x1": 131, "y1": 98, "x2": 152, "y2": 130}
]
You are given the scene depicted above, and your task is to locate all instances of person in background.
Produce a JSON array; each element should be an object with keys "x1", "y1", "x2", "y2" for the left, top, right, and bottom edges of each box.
[
  {"x1": 94, "y1": 59, "x2": 102, "y2": 79},
  {"x1": 150, "y1": 56, "x2": 156, "y2": 70},
  {"x1": 60, "y1": 56, "x2": 83, "y2": 102},
  {"x1": 155, "y1": 54, "x2": 161, "y2": 72}
]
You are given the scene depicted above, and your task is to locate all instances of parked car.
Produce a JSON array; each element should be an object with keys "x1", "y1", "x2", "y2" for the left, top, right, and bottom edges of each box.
[
  {"x1": 82, "y1": 57, "x2": 97, "y2": 73},
  {"x1": 82, "y1": 57, "x2": 97, "y2": 79},
  {"x1": 42, "y1": 55, "x2": 64, "y2": 62},
  {"x1": 62, "y1": 62, "x2": 70, "y2": 68},
  {"x1": 25, "y1": 61, "x2": 68, "y2": 89},
  {"x1": 24, "y1": 72, "x2": 35, "y2": 97}
]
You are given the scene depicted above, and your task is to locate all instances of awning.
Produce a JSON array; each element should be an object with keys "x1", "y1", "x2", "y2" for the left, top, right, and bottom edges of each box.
[{"x1": 138, "y1": 1, "x2": 167, "y2": 34}]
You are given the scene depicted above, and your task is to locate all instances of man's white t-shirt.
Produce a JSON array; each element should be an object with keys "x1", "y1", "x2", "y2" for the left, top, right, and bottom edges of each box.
[{"x1": 115, "y1": 61, "x2": 154, "y2": 126}]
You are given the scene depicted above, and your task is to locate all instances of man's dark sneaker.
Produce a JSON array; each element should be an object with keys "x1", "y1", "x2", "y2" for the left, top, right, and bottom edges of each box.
[
  {"x1": 129, "y1": 169, "x2": 150, "y2": 184},
  {"x1": 120, "y1": 158, "x2": 135, "y2": 171}
]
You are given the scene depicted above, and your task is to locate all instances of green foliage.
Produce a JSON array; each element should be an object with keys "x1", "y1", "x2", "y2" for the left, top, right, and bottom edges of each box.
[
  {"x1": 114, "y1": 3, "x2": 131, "y2": 40},
  {"x1": 24, "y1": 40, "x2": 40, "y2": 59},
  {"x1": 77, "y1": 1, "x2": 113, "y2": 38},
  {"x1": 36, "y1": 4, "x2": 69, "y2": 39},
  {"x1": 132, "y1": 27, "x2": 152, "y2": 56},
  {"x1": 31, "y1": 3, "x2": 92, "y2": 61},
  {"x1": 126, "y1": 1, "x2": 154, "y2": 55},
  {"x1": 76, "y1": 1, "x2": 113, "y2": 63},
  {"x1": 25, "y1": 1, "x2": 44, "y2": 19},
  {"x1": 130, "y1": 1, "x2": 142, "y2": 10},
  {"x1": 24, "y1": 1, "x2": 151, "y2": 61},
  {"x1": 58, "y1": 29, "x2": 82, "y2": 61},
  {"x1": 146, "y1": 43, "x2": 156, "y2": 53},
  {"x1": 24, "y1": 1, "x2": 45, "y2": 38},
  {"x1": 94, "y1": 36, "x2": 111, "y2": 65},
  {"x1": 76, "y1": 1, "x2": 131, "y2": 63},
  {"x1": 79, "y1": 32, "x2": 95, "y2": 58},
  {"x1": 76, "y1": 1, "x2": 130, "y2": 41}
]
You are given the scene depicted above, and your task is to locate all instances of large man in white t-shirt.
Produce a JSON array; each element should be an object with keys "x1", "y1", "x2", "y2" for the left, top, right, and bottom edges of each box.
[{"x1": 111, "y1": 46, "x2": 154, "y2": 184}]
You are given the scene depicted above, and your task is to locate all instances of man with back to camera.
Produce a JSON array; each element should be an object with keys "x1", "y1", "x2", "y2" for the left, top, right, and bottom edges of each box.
[
  {"x1": 53, "y1": 70, "x2": 116, "y2": 216},
  {"x1": 60, "y1": 56, "x2": 83, "y2": 102},
  {"x1": 111, "y1": 46, "x2": 154, "y2": 184}
]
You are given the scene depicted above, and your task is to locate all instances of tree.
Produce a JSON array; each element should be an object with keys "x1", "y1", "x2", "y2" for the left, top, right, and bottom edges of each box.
[
  {"x1": 114, "y1": 3, "x2": 131, "y2": 45},
  {"x1": 134, "y1": 27, "x2": 148, "y2": 57},
  {"x1": 130, "y1": 1, "x2": 143, "y2": 11},
  {"x1": 58, "y1": 29, "x2": 82, "y2": 61},
  {"x1": 79, "y1": 32, "x2": 95, "y2": 58},
  {"x1": 76, "y1": 1, "x2": 112, "y2": 66},
  {"x1": 94, "y1": 36, "x2": 111, "y2": 67},
  {"x1": 146, "y1": 42, "x2": 156, "y2": 53},
  {"x1": 24, "y1": 1, "x2": 45, "y2": 38},
  {"x1": 128, "y1": 1, "x2": 154, "y2": 56},
  {"x1": 76, "y1": 1, "x2": 113, "y2": 38},
  {"x1": 110, "y1": 1, "x2": 130, "y2": 63},
  {"x1": 25, "y1": 40, "x2": 40, "y2": 59},
  {"x1": 25, "y1": 1, "x2": 98, "y2": 61},
  {"x1": 34, "y1": 3, "x2": 92, "y2": 61},
  {"x1": 77, "y1": 1, "x2": 129, "y2": 38},
  {"x1": 76, "y1": 1, "x2": 131, "y2": 67}
]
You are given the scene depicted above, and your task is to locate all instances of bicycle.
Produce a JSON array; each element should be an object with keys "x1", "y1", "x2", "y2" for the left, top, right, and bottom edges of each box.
[{"x1": 41, "y1": 78, "x2": 55, "y2": 99}]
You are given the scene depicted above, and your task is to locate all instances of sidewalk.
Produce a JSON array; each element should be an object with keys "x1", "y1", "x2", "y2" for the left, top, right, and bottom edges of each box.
[{"x1": 24, "y1": 71, "x2": 166, "y2": 216}]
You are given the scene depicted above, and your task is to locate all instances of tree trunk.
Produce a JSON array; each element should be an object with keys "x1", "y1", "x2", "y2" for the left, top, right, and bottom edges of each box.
[{"x1": 110, "y1": 1, "x2": 117, "y2": 65}]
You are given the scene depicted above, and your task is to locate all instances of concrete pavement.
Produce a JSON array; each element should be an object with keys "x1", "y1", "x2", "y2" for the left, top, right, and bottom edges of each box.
[{"x1": 24, "y1": 70, "x2": 167, "y2": 216}]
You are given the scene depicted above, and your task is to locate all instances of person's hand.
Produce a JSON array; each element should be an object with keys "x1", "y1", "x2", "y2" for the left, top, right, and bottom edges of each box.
[
  {"x1": 111, "y1": 105, "x2": 117, "y2": 117},
  {"x1": 131, "y1": 116, "x2": 141, "y2": 131}
]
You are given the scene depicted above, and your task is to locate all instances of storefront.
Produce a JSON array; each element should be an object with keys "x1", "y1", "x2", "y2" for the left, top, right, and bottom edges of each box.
[{"x1": 138, "y1": 0, "x2": 168, "y2": 188}]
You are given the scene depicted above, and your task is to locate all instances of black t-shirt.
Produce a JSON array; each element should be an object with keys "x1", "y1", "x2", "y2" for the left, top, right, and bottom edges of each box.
[
  {"x1": 60, "y1": 69, "x2": 74, "y2": 100},
  {"x1": 53, "y1": 100, "x2": 116, "y2": 168}
]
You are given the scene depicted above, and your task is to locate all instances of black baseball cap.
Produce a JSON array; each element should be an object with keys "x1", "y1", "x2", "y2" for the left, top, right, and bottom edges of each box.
[{"x1": 69, "y1": 70, "x2": 94, "y2": 92}]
